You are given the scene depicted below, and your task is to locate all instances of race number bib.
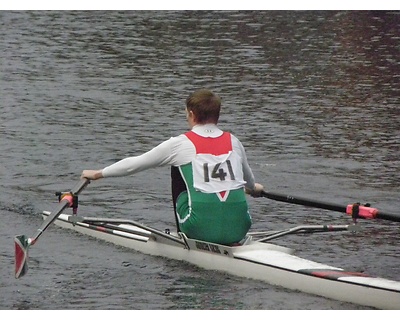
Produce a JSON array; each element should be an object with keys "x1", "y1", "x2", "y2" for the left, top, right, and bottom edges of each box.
[{"x1": 192, "y1": 151, "x2": 246, "y2": 193}]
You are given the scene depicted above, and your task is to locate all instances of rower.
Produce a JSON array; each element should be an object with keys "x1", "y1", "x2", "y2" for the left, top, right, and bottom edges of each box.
[{"x1": 81, "y1": 89, "x2": 264, "y2": 245}]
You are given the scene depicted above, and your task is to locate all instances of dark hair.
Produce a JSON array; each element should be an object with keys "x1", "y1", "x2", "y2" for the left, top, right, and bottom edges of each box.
[{"x1": 186, "y1": 89, "x2": 221, "y2": 124}]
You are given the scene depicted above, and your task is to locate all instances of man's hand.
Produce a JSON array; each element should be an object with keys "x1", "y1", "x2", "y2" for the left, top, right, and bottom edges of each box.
[
  {"x1": 246, "y1": 183, "x2": 264, "y2": 198},
  {"x1": 81, "y1": 170, "x2": 103, "y2": 181}
]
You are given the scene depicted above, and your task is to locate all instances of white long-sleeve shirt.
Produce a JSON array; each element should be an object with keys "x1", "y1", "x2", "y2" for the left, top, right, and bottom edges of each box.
[{"x1": 102, "y1": 124, "x2": 256, "y2": 190}]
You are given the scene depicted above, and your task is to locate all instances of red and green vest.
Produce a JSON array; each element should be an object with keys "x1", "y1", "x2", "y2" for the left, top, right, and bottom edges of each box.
[{"x1": 174, "y1": 131, "x2": 252, "y2": 245}]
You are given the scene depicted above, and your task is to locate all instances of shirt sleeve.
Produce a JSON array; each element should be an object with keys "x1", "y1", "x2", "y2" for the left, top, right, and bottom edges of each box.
[
  {"x1": 231, "y1": 135, "x2": 256, "y2": 190},
  {"x1": 101, "y1": 135, "x2": 195, "y2": 177}
]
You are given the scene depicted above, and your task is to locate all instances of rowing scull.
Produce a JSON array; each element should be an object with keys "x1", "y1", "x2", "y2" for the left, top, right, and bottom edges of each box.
[{"x1": 42, "y1": 211, "x2": 400, "y2": 310}]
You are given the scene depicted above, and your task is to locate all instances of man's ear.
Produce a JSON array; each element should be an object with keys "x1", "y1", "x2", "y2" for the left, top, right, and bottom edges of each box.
[{"x1": 188, "y1": 110, "x2": 196, "y2": 122}]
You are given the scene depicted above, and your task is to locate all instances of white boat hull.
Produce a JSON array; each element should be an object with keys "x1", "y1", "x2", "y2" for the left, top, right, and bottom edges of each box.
[{"x1": 44, "y1": 212, "x2": 400, "y2": 309}]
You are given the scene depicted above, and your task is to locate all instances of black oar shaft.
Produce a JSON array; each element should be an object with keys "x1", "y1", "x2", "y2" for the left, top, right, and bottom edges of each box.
[
  {"x1": 376, "y1": 211, "x2": 400, "y2": 223},
  {"x1": 262, "y1": 191, "x2": 346, "y2": 213},
  {"x1": 261, "y1": 191, "x2": 400, "y2": 223},
  {"x1": 31, "y1": 179, "x2": 90, "y2": 243},
  {"x1": 15, "y1": 179, "x2": 90, "y2": 279}
]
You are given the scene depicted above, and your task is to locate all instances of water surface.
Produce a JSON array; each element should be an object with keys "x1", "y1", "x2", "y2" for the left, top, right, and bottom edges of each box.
[{"x1": 1, "y1": 11, "x2": 399, "y2": 310}]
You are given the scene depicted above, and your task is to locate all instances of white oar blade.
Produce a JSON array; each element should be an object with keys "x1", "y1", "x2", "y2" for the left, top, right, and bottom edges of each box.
[{"x1": 15, "y1": 235, "x2": 29, "y2": 279}]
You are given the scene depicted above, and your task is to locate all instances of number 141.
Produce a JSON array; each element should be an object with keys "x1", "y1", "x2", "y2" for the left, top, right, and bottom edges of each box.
[{"x1": 203, "y1": 160, "x2": 235, "y2": 182}]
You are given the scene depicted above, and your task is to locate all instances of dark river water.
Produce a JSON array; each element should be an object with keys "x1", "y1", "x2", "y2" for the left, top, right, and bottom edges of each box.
[{"x1": 1, "y1": 11, "x2": 399, "y2": 310}]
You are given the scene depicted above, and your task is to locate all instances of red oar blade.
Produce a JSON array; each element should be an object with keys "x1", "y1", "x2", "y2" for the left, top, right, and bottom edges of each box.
[{"x1": 15, "y1": 235, "x2": 30, "y2": 279}]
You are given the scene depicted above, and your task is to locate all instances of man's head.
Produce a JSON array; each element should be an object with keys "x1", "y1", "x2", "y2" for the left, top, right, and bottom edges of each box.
[{"x1": 186, "y1": 89, "x2": 221, "y2": 126}]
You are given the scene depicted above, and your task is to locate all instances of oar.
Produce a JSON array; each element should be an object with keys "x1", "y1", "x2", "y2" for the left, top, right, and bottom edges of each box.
[
  {"x1": 14, "y1": 178, "x2": 90, "y2": 279},
  {"x1": 261, "y1": 190, "x2": 400, "y2": 223}
]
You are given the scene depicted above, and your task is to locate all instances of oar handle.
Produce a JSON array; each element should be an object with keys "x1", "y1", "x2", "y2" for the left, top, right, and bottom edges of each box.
[{"x1": 261, "y1": 191, "x2": 400, "y2": 223}]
